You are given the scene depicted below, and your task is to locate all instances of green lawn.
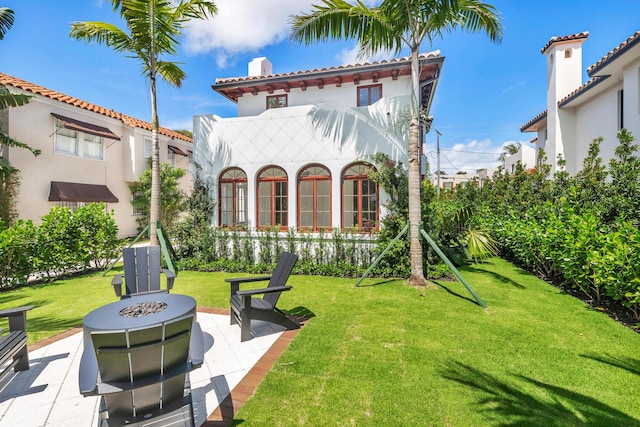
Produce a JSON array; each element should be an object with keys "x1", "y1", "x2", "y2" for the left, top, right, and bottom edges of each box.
[{"x1": 1, "y1": 258, "x2": 639, "y2": 426}]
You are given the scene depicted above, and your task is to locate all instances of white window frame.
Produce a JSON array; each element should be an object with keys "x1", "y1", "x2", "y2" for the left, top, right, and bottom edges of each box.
[
  {"x1": 144, "y1": 137, "x2": 152, "y2": 158},
  {"x1": 54, "y1": 119, "x2": 104, "y2": 160}
]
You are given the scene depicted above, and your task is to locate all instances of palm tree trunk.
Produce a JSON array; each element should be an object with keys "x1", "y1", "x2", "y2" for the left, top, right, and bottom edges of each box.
[
  {"x1": 149, "y1": 74, "x2": 160, "y2": 246},
  {"x1": 407, "y1": 48, "x2": 426, "y2": 285}
]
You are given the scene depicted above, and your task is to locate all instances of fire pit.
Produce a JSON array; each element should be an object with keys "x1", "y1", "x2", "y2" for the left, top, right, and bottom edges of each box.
[
  {"x1": 119, "y1": 301, "x2": 168, "y2": 318},
  {"x1": 82, "y1": 293, "x2": 197, "y2": 345}
]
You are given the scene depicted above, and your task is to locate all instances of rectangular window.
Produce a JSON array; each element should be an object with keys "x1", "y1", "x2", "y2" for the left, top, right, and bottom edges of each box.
[
  {"x1": 618, "y1": 89, "x2": 624, "y2": 130},
  {"x1": 144, "y1": 137, "x2": 152, "y2": 158},
  {"x1": 132, "y1": 192, "x2": 147, "y2": 216},
  {"x1": 54, "y1": 201, "x2": 85, "y2": 212},
  {"x1": 258, "y1": 182, "x2": 272, "y2": 226},
  {"x1": 357, "y1": 84, "x2": 382, "y2": 106},
  {"x1": 299, "y1": 181, "x2": 314, "y2": 228},
  {"x1": 168, "y1": 148, "x2": 175, "y2": 167},
  {"x1": 54, "y1": 119, "x2": 104, "y2": 159},
  {"x1": 267, "y1": 94, "x2": 287, "y2": 109}
]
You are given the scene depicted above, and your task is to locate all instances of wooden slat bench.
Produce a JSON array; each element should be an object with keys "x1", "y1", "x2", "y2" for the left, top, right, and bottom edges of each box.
[{"x1": 0, "y1": 306, "x2": 34, "y2": 380}]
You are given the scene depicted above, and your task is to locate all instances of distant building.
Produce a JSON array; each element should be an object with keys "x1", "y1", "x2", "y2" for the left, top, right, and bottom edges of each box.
[
  {"x1": 521, "y1": 31, "x2": 640, "y2": 174},
  {"x1": 0, "y1": 73, "x2": 193, "y2": 237},
  {"x1": 194, "y1": 54, "x2": 443, "y2": 232},
  {"x1": 504, "y1": 143, "x2": 536, "y2": 174},
  {"x1": 431, "y1": 173, "x2": 477, "y2": 190}
]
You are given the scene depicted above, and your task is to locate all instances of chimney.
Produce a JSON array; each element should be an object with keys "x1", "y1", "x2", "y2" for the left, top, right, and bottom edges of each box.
[{"x1": 248, "y1": 57, "x2": 272, "y2": 77}]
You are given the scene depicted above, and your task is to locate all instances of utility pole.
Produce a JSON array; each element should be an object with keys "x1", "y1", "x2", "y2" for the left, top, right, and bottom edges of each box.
[{"x1": 436, "y1": 129, "x2": 442, "y2": 196}]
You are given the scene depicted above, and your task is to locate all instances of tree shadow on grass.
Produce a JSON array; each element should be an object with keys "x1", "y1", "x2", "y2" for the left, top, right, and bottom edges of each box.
[
  {"x1": 441, "y1": 361, "x2": 640, "y2": 426},
  {"x1": 581, "y1": 353, "x2": 640, "y2": 377}
]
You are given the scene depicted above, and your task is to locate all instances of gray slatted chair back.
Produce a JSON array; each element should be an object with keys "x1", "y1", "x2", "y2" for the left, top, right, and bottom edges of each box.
[
  {"x1": 123, "y1": 246, "x2": 162, "y2": 295},
  {"x1": 91, "y1": 315, "x2": 193, "y2": 422},
  {"x1": 262, "y1": 252, "x2": 298, "y2": 308}
]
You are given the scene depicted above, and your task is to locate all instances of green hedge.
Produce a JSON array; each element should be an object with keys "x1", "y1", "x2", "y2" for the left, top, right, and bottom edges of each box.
[{"x1": 0, "y1": 203, "x2": 119, "y2": 288}]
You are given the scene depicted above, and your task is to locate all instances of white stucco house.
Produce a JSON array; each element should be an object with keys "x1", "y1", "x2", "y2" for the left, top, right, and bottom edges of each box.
[
  {"x1": 0, "y1": 73, "x2": 193, "y2": 238},
  {"x1": 194, "y1": 54, "x2": 443, "y2": 232},
  {"x1": 521, "y1": 31, "x2": 640, "y2": 175},
  {"x1": 504, "y1": 143, "x2": 536, "y2": 174}
]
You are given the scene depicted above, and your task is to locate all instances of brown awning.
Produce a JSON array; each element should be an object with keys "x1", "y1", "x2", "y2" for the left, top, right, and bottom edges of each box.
[
  {"x1": 51, "y1": 113, "x2": 121, "y2": 140},
  {"x1": 168, "y1": 145, "x2": 187, "y2": 156},
  {"x1": 48, "y1": 181, "x2": 119, "y2": 203}
]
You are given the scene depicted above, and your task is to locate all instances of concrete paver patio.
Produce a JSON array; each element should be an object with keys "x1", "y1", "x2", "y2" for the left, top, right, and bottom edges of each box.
[{"x1": 0, "y1": 308, "x2": 297, "y2": 426}]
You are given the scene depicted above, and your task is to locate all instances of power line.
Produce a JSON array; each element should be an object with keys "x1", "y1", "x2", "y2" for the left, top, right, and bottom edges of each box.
[{"x1": 439, "y1": 148, "x2": 502, "y2": 155}]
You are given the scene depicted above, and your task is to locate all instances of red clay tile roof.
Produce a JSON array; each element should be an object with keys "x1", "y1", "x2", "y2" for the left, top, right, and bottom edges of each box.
[
  {"x1": 215, "y1": 51, "x2": 441, "y2": 85},
  {"x1": 587, "y1": 30, "x2": 640, "y2": 76},
  {"x1": 213, "y1": 51, "x2": 443, "y2": 103},
  {"x1": 520, "y1": 110, "x2": 547, "y2": 132},
  {"x1": 557, "y1": 75, "x2": 610, "y2": 107},
  {"x1": 540, "y1": 32, "x2": 589, "y2": 54},
  {"x1": 0, "y1": 72, "x2": 191, "y2": 143}
]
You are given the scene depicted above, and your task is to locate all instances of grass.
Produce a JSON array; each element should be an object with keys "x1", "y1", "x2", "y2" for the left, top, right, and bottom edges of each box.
[{"x1": 1, "y1": 258, "x2": 639, "y2": 425}]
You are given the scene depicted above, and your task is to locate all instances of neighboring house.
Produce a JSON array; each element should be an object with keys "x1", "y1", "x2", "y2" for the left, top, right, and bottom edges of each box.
[
  {"x1": 521, "y1": 31, "x2": 640, "y2": 175},
  {"x1": 504, "y1": 143, "x2": 536, "y2": 174},
  {"x1": 430, "y1": 173, "x2": 477, "y2": 190},
  {"x1": 0, "y1": 73, "x2": 193, "y2": 238},
  {"x1": 194, "y1": 54, "x2": 443, "y2": 232},
  {"x1": 477, "y1": 168, "x2": 498, "y2": 186}
]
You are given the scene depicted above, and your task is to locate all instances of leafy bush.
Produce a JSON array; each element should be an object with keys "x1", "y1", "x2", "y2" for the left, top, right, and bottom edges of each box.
[
  {"x1": 0, "y1": 203, "x2": 119, "y2": 287},
  {"x1": 0, "y1": 220, "x2": 38, "y2": 288}
]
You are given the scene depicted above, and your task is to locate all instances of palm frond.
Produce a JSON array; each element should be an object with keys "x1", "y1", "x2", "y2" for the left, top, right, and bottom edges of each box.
[
  {"x1": 0, "y1": 132, "x2": 41, "y2": 156},
  {"x1": 156, "y1": 61, "x2": 186, "y2": 88},
  {"x1": 0, "y1": 86, "x2": 33, "y2": 110},
  {"x1": 465, "y1": 229, "x2": 499, "y2": 262},
  {"x1": 0, "y1": 7, "x2": 14, "y2": 40},
  {"x1": 69, "y1": 21, "x2": 133, "y2": 52}
]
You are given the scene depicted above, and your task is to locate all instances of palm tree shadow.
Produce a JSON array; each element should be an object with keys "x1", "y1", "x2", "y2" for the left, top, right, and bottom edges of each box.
[
  {"x1": 441, "y1": 361, "x2": 640, "y2": 426},
  {"x1": 581, "y1": 353, "x2": 640, "y2": 377}
]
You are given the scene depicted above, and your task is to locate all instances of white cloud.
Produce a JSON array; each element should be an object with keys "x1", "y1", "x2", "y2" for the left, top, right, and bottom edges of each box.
[{"x1": 184, "y1": 0, "x2": 317, "y2": 63}]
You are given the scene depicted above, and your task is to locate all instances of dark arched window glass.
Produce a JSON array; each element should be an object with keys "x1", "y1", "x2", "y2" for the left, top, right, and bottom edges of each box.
[
  {"x1": 298, "y1": 165, "x2": 331, "y2": 231},
  {"x1": 342, "y1": 162, "x2": 378, "y2": 232},
  {"x1": 257, "y1": 166, "x2": 288, "y2": 229},
  {"x1": 219, "y1": 167, "x2": 247, "y2": 227}
]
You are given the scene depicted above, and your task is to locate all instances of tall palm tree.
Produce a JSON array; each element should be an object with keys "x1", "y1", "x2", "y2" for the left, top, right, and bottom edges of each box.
[
  {"x1": 290, "y1": 0, "x2": 503, "y2": 285},
  {"x1": 70, "y1": 0, "x2": 217, "y2": 245},
  {"x1": 1, "y1": 7, "x2": 40, "y2": 179}
]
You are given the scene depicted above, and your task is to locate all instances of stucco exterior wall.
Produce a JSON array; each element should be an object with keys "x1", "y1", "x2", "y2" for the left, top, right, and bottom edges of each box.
[
  {"x1": 195, "y1": 95, "x2": 412, "y2": 228},
  {"x1": 6, "y1": 94, "x2": 193, "y2": 238},
  {"x1": 623, "y1": 58, "x2": 640, "y2": 143},
  {"x1": 504, "y1": 144, "x2": 536, "y2": 173},
  {"x1": 571, "y1": 86, "x2": 621, "y2": 174},
  {"x1": 237, "y1": 77, "x2": 413, "y2": 117}
]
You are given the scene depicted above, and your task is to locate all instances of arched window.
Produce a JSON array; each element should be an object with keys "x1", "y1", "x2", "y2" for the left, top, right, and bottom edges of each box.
[
  {"x1": 298, "y1": 165, "x2": 331, "y2": 231},
  {"x1": 342, "y1": 162, "x2": 378, "y2": 232},
  {"x1": 257, "y1": 166, "x2": 288, "y2": 229},
  {"x1": 219, "y1": 167, "x2": 247, "y2": 227}
]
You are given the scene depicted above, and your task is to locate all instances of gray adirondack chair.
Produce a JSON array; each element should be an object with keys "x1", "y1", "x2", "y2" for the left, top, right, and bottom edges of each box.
[
  {"x1": 227, "y1": 252, "x2": 300, "y2": 342},
  {"x1": 112, "y1": 246, "x2": 175, "y2": 299},
  {"x1": 79, "y1": 314, "x2": 204, "y2": 426}
]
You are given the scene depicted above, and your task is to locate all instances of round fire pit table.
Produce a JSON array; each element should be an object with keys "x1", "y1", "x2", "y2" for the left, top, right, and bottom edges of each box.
[{"x1": 82, "y1": 293, "x2": 197, "y2": 344}]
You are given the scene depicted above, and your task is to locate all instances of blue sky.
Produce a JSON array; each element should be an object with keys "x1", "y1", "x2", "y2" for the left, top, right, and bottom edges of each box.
[{"x1": 2, "y1": 0, "x2": 640, "y2": 173}]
